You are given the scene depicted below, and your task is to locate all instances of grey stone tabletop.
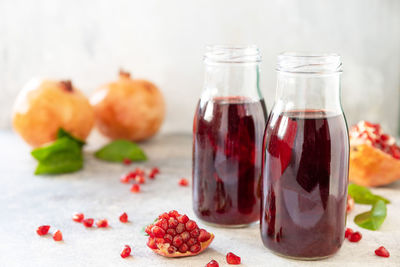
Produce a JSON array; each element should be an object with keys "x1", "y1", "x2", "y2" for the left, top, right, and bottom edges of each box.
[{"x1": 0, "y1": 130, "x2": 399, "y2": 267}]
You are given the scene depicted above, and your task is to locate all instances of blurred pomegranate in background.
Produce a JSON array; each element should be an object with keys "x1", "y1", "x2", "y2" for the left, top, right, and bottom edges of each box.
[
  {"x1": 12, "y1": 79, "x2": 94, "y2": 147},
  {"x1": 91, "y1": 71, "x2": 165, "y2": 141}
]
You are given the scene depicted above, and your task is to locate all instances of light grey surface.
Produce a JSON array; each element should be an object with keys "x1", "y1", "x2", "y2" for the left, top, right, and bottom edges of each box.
[
  {"x1": 0, "y1": 130, "x2": 400, "y2": 266},
  {"x1": 1, "y1": 0, "x2": 400, "y2": 135}
]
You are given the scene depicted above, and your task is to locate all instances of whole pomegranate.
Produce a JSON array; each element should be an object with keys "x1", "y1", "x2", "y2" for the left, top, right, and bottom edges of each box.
[
  {"x1": 91, "y1": 71, "x2": 165, "y2": 141},
  {"x1": 13, "y1": 79, "x2": 94, "y2": 147},
  {"x1": 349, "y1": 121, "x2": 400, "y2": 186}
]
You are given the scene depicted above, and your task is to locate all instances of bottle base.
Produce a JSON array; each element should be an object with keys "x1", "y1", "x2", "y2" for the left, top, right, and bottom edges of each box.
[
  {"x1": 267, "y1": 249, "x2": 337, "y2": 261},
  {"x1": 197, "y1": 218, "x2": 259, "y2": 229}
]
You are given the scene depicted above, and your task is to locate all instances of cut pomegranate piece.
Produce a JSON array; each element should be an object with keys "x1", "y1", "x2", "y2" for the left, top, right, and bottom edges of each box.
[
  {"x1": 145, "y1": 210, "x2": 214, "y2": 257},
  {"x1": 206, "y1": 260, "x2": 219, "y2": 267},
  {"x1": 179, "y1": 178, "x2": 189, "y2": 186},
  {"x1": 119, "y1": 212, "x2": 128, "y2": 223},
  {"x1": 121, "y1": 245, "x2": 131, "y2": 258},
  {"x1": 226, "y1": 252, "x2": 241, "y2": 264},
  {"x1": 53, "y1": 230, "x2": 63, "y2": 241},
  {"x1": 130, "y1": 184, "x2": 141, "y2": 193},
  {"x1": 374, "y1": 246, "x2": 390, "y2": 257},
  {"x1": 348, "y1": 231, "x2": 362, "y2": 242},
  {"x1": 344, "y1": 228, "x2": 353, "y2": 239},
  {"x1": 96, "y1": 219, "x2": 109, "y2": 228},
  {"x1": 83, "y1": 218, "x2": 94, "y2": 228},
  {"x1": 36, "y1": 225, "x2": 50, "y2": 236},
  {"x1": 72, "y1": 213, "x2": 84, "y2": 223},
  {"x1": 123, "y1": 158, "x2": 132, "y2": 165}
]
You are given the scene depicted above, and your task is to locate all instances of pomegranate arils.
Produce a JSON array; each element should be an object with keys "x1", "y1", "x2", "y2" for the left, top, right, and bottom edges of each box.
[
  {"x1": 72, "y1": 213, "x2": 84, "y2": 222},
  {"x1": 345, "y1": 228, "x2": 354, "y2": 239},
  {"x1": 149, "y1": 167, "x2": 160, "y2": 179},
  {"x1": 181, "y1": 231, "x2": 190, "y2": 242},
  {"x1": 190, "y1": 244, "x2": 201, "y2": 253},
  {"x1": 168, "y1": 217, "x2": 178, "y2": 228},
  {"x1": 176, "y1": 223, "x2": 185, "y2": 234},
  {"x1": 121, "y1": 245, "x2": 131, "y2": 258},
  {"x1": 164, "y1": 234, "x2": 173, "y2": 243},
  {"x1": 187, "y1": 238, "x2": 197, "y2": 246},
  {"x1": 179, "y1": 178, "x2": 189, "y2": 186},
  {"x1": 135, "y1": 175, "x2": 146, "y2": 184},
  {"x1": 123, "y1": 158, "x2": 132, "y2": 165},
  {"x1": 173, "y1": 235, "x2": 184, "y2": 247},
  {"x1": 96, "y1": 219, "x2": 109, "y2": 228},
  {"x1": 130, "y1": 184, "x2": 140, "y2": 193},
  {"x1": 348, "y1": 231, "x2": 362, "y2": 242},
  {"x1": 198, "y1": 229, "x2": 211, "y2": 242},
  {"x1": 159, "y1": 212, "x2": 170, "y2": 220},
  {"x1": 207, "y1": 260, "x2": 219, "y2": 267},
  {"x1": 168, "y1": 246, "x2": 177, "y2": 254},
  {"x1": 83, "y1": 218, "x2": 94, "y2": 228},
  {"x1": 155, "y1": 219, "x2": 168, "y2": 230},
  {"x1": 375, "y1": 246, "x2": 390, "y2": 257},
  {"x1": 190, "y1": 228, "x2": 200, "y2": 237},
  {"x1": 152, "y1": 226, "x2": 166, "y2": 238},
  {"x1": 147, "y1": 237, "x2": 157, "y2": 249},
  {"x1": 185, "y1": 220, "x2": 197, "y2": 231},
  {"x1": 166, "y1": 228, "x2": 176, "y2": 236},
  {"x1": 119, "y1": 212, "x2": 128, "y2": 223},
  {"x1": 53, "y1": 230, "x2": 63, "y2": 241},
  {"x1": 179, "y1": 243, "x2": 189, "y2": 253},
  {"x1": 226, "y1": 252, "x2": 241, "y2": 265},
  {"x1": 168, "y1": 210, "x2": 179, "y2": 218},
  {"x1": 177, "y1": 215, "x2": 189, "y2": 224},
  {"x1": 134, "y1": 168, "x2": 145, "y2": 176},
  {"x1": 36, "y1": 225, "x2": 50, "y2": 236}
]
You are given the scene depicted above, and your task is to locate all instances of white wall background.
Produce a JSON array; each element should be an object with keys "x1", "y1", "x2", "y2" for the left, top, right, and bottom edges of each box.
[{"x1": 1, "y1": 0, "x2": 399, "y2": 135}]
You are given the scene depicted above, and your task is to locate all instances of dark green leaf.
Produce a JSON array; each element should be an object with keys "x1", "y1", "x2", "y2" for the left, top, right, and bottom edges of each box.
[
  {"x1": 354, "y1": 200, "x2": 387, "y2": 230},
  {"x1": 348, "y1": 184, "x2": 390, "y2": 204},
  {"x1": 31, "y1": 138, "x2": 83, "y2": 174},
  {"x1": 57, "y1": 128, "x2": 85, "y2": 147},
  {"x1": 95, "y1": 140, "x2": 147, "y2": 162}
]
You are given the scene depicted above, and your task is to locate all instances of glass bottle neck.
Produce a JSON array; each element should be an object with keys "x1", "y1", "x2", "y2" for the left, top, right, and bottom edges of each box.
[{"x1": 274, "y1": 72, "x2": 342, "y2": 115}]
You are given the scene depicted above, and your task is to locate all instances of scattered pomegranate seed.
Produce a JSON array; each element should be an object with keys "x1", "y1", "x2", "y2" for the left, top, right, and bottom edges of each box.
[
  {"x1": 120, "y1": 245, "x2": 132, "y2": 258},
  {"x1": 72, "y1": 213, "x2": 84, "y2": 223},
  {"x1": 206, "y1": 260, "x2": 219, "y2": 267},
  {"x1": 123, "y1": 158, "x2": 132, "y2": 165},
  {"x1": 119, "y1": 212, "x2": 128, "y2": 223},
  {"x1": 36, "y1": 225, "x2": 50, "y2": 236},
  {"x1": 344, "y1": 228, "x2": 354, "y2": 239},
  {"x1": 134, "y1": 168, "x2": 145, "y2": 176},
  {"x1": 149, "y1": 167, "x2": 160, "y2": 179},
  {"x1": 135, "y1": 175, "x2": 146, "y2": 184},
  {"x1": 348, "y1": 231, "x2": 362, "y2": 242},
  {"x1": 130, "y1": 184, "x2": 141, "y2": 193},
  {"x1": 375, "y1": 246, "x2": 390, "y2": 257},
  {"x1": 83, "y1": 218, "x2": 94, "y2": 228},
  {"x1": 179, "y1": 178, "x2": 189, "y2": 186},
  {"x1": 96, "y1": 219, "x2": 109, "y2": 228},
  {"x1": 226, "y1": 252, "x2": 241, "y2": 265},
  {"x1": 53, "y1": 230, "x2": 63, "y2": 241}
]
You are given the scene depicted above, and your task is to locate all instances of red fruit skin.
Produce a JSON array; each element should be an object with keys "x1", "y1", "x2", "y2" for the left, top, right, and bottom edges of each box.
[
  {"x1": 130, "y1": 184, "x2": 140, "y2": 193},
  {"x1": 83, "y1": 218, "x2": 94, "y2": 228},
  {"x1": 344, "y1": 228, "x2": 354, "y2": 239},
  {"x1": 375, "y1": 246, "x2": 390, "y2": 257},
  {"x1": 206, "y1": 260, "x2": 219, "y2": 267},
  {"x1": 226, "y1": 252, "x2": 241, "y2": 265},
  {"x1": 348, "y1": 232, "x2": 362, "y2": 242},
  {"x1": 53, "y1": 230, "x2": 63, "y2": 241},
  {"x1": 121, "y1": 245, "x2": 132, "y2": 258},
  {"x1": 72, "y1": 213, "x2": 85, "y2": 222},
  {"x1": 96, "y1": 219, "x2": 109, "y2": 228},
  {"x1": 36, "y1": 225, "x2": 50, "y2": 236},
  {"x1": 119, "y1": 212, "x2": 128, "y2": 223},
  {"x1": 179, "y1": 178, "x2": 189, "y2": 186}
]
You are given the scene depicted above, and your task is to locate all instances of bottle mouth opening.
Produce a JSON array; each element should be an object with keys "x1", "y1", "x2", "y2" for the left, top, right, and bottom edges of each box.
[
  {"x1": 277, "y1": 52, "x2": 342, "y2": 74},
  {"x1": 204, "y1": 45, "x2": 261, "y2": 64}
]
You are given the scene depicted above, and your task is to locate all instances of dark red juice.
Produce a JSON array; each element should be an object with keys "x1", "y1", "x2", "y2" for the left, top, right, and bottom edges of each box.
[
  {"x1": 261, "y1": 110, "x2": 349, "y2": 259},
  {"x1": 193, "y1": 96, "x2": 267, "y2": 226}
]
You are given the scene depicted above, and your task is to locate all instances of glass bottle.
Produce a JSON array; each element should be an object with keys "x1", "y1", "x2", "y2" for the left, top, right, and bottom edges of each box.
[
  {"x1": 260, "y1": 53, "x2": 349, "y2": 259},
  {"x1": 192, "y1": 45, "x2": 268, "y2": 227}
]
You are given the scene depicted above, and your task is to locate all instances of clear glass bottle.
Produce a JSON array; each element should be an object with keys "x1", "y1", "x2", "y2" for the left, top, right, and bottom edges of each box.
[
  {"x1": 192, "y1": 45, "x2": 268, "y2": 227},
  {"x1": 260, "y1": 53, "x2": 349, "y2": 259}
]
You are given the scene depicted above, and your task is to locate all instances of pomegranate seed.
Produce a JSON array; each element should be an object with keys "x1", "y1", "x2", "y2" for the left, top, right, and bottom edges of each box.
[
  {"x1": 168, "y1": 217, "x2": 178, "y2": 228},
  {"x1": 206, "y1": 260, "x2": 219, "y2": 267},
  {"x1": 123, "y1": 158, "x2": 132, "y2": 165},
  {"x1": 96, "y1": 219, "x2": 109, "y2": 228},
  {"x1": 72, "y1": 213, "x2": 84, "y2": 223},
  {"x1": 381, "y1": 134, "x2": 389, "y2": 141},
  {"x1": 152, "y1": 226, "x2": 166, "y2": 238},
  {"x1": 390, "y1": 145, "x2": 400, "y2": 159},
  {"x1": 168, "y1": 210, "x2": 179, "y2": 218},
  {"x1": 119, "y1": 212, "x2": 128, "y2": 223},
  {"x1": 121, "y1": 245, "x2": 131, "y2": 258},
  {"x1": 179, "y1": 243, "x2": 189, "y2": 253},
  {"x1": 345, "y1": 228, "x2": 354, "y2": 239},
  {"x1": 134, "y1": 168, "x2": 145, "y2": 176},
  {"x1": 187, "y1": 237, "x2": 197, "y2": 246},
  {"x1": 130, "y1": 184, "x2": 140, "y2": 193},
  {"x1": 145, "y1": 225, "x2": 153, "y2": 235},
  {"x1": 83, "y1": 218, "x2": 94, "y2": 228},
  {"x1": 348, "y1": 231, "x2": 362, "y2": 242},
  {"x1": 190, "y1": 244, "x2": 201, "y2": 253},
  {"x1": 375, "y1": 246, "x2": 390, "y2": 257},
  {"x1": 147, "y1": 237, "x2": 157, "y2": 249},
  {"x1": 120, "y1": 174, "x2": 131, "y2": 183},
  {"x1": 176, "y1": 223, "x2": 185, "y2": 234},
  {"x1": 179, "y1": 178, "x2": 189, "y2": 186},
  {"x1": 198, "y1": 229, "x2": 211, "y2": 242},
  {"x1": 164, "y1": 234, "x2": 173, "y2": 243},
  {"x1": 166, "y1": 228, "x2": 176, "y2": 236},
  {"x1": 36, "y1": 225, "x2": 50, "y2": 236},
  {"x1": 185, "y1": 220, "x2": 197, "y2": 231},
  {"x1": 135, "y1": 175, "x2": 146, "y2": 184},
  {"x1": 158, "y1": 212, "x2": 170, "y2": 220},
  {"x1": 172, "y1": 235, "x2": 183, "y2": 247},
  {"x1": 177, "y1": 215, "x2": 189, "y2": 224},
  {"x1": 190, "y1": 228, "x2": 200, "y2": 237},
  {"x1": 53, "y1": 230, "x2": 63, "y2": 241},
  {"x1": 149, "y1": 167, "x2": 160, "y2": 179},
  {"x1": 168, "y1": 246, "x2": 177, "y2": 254},
  {"x1": 181, "y1": 231, "x2": 190, "y2": 242},
  {"x1": 226, "y1": 252, "x2": 241, "y2": 265}
]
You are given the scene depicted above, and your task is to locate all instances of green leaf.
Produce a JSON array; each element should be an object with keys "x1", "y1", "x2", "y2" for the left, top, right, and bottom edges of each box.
[
  {"x1": 31, "y1": 138, "x2": 83, "y2": 174},
  {"x1": 57, "y1": 128, "x2": 85, "y2": 147},
  {"x1": 354, "y1": 200, "x2": 387, "y2": 230},
  {"x1": 95, "y1": 140, "x2": 147, "y2": 162},
  {"x1": 348, "y1": 184, "x2": 390, "y2": 204}
]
